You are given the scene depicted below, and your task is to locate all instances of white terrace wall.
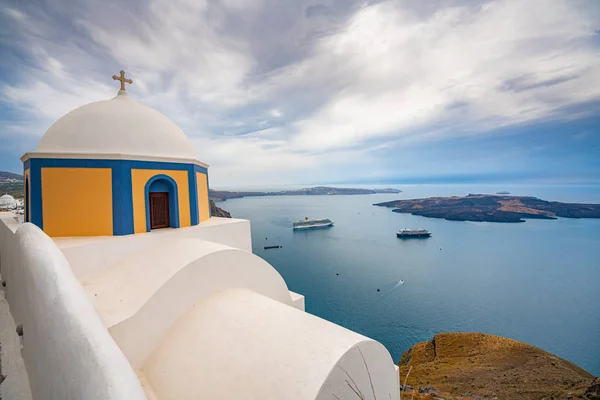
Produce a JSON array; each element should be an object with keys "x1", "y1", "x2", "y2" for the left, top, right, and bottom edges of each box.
[
  {"x1": 0, "y1": 220, "x2": 146, "y2": 400},
  {"x1": 143, "y1": 288, "x2": 400, "y2": 400},
  {"x1": 85, "y1": 237, "x2": 294, "y2": 368},
  {"x1": 0, "y1": 214, "x2": 22, "y2": 315},
  {"x1": 0, "y1": 214, "x2": 32, "y2": 400},
  {"x1": 57, "y1": 217, "x2": 252, "y2": 279}
]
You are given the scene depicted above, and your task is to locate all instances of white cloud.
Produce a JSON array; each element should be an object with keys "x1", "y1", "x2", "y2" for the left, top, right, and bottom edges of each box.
[
  {"x1": 1, "y1": 0, "x2": 599, "y2": 183},
  {"x1": 2, "y1": 8, "x2": 25, "y2": 21},
  {"x1": 270, "y1": 109, "x2": 283, "y2": 118},
  {"x1": 278, "y1": 0, "x2": 600, "y2": 151}
]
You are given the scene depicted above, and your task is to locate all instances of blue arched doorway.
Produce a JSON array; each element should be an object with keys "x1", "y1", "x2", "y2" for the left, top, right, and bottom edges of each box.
[{"x1": 144, "y1": 175, "x2": 180, "y2": 231}]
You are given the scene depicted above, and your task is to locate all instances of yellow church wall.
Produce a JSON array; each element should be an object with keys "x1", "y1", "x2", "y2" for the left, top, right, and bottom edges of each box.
[
  {"x1": 196, "y1": 172, "x2": 210, "y2": 222},
  {"x1": 24, "y1": 169, "x2": 30, "y2": 222},
  {"x1": 131, "y1": 169, "x2": 191, "y2": 234},
  {"x1": 41, "y1": 167, "x2": 113, "y2": 237}
]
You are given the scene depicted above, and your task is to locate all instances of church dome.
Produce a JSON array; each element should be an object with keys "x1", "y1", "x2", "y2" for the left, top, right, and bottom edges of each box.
[
  {"x1": 36, "y1": 92, "x2": 198, "y2": 161},
  {"x1": 0, "y1": 194, "x2": 16, "y2": 208}
]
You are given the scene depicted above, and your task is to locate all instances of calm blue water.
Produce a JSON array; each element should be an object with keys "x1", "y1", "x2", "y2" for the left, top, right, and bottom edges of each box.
[{"x1": 221, "y1": 184, "x2": 600, "y2": 375}]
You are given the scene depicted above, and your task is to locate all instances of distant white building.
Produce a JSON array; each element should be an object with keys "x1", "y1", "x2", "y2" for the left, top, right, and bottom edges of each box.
[
  {"x1": 0, "y1": 194, "x2": 16, "y2": 210},
  {"x1": 0, "y1": 72, "x2": 399, "y2": 400}
]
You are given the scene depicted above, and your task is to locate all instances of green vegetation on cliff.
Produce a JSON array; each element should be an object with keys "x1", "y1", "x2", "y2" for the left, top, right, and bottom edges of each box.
[{"x1": 0, "y1": 172, "x2": 24, "y2": 198}]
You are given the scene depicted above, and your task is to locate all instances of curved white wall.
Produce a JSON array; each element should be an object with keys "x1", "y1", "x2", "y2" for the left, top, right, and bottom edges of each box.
[
  {"x1": 5, "y1": 223, "x2": 146, "y2": 400},
  {"x1": 85, "y1": 237, "x2": 292, "y2": 368},
  {"x1": 143, "y1": 288, "x2": 399, "y2": 400},
  {"x1": 0, "y1": 214, "x2": 25, "y2": 322},
  {"x1": 1, "y1": 215, "x2": 400, "y2": 400},
  {"x1": 59, "y1": 218, "x2": 252, "y2": 279},
  {"x1": 315, "y1": 341, "x2": 399, "y2": 400}
]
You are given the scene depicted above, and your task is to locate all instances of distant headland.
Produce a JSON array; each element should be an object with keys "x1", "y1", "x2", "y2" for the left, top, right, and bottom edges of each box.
[
  {"x1": 375, "y1": 194, "x2": 600, "y2": 223},
  {"x1": 210, "y1": 186, "x2": 401, "y2": 201}
]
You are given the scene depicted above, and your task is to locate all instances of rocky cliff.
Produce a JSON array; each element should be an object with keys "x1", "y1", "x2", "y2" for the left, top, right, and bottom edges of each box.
[
  {"x1": 210, "y1": 200, "x2": 231, "y2": 218},
  {"x1": 399, "y1": 332, "x2": 597, "y2": 400}
]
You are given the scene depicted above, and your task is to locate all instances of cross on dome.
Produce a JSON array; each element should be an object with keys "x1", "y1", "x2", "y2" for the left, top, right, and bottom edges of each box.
[{"x1": 112, "y1": 70, "x2": 133, "y2": 91}]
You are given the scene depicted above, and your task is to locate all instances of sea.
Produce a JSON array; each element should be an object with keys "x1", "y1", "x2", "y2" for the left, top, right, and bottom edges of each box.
[{"x1": 220, "y1": 184, "x2": 600, "y2": 376}]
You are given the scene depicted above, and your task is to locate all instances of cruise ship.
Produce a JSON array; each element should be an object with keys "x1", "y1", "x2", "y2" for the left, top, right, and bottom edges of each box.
[
  {"x1": 396, "y1": 228, "x2": 431, "y2": 238},
  {"x1": 293, "y1": 217, "x2": 334, "y2": 230}
]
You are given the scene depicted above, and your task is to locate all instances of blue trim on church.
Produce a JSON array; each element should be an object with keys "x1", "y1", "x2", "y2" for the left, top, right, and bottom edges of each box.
[
  {"x1": 144, "y1": 174, "x2": 180, "y2": 231},
  {"x1": 189, "y1": 167, "x2": 199, "y2": 225},
  {"x1": 112, "y1": 162, "x2": 134, "y2": 235},
  {"x1": 193, "y1": 164, "x2": 211, "y2": 218},
  {"x1": 28, "y1": 159, "x2": 43, "y2": 230},
  {"x1": 23, "y1": 157, "x2": 209, "y2": 236}
]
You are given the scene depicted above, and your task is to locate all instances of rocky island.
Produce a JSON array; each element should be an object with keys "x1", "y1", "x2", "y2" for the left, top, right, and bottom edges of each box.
[
  {"x1": 375, "y1": 194, "x2": 600, "y2": 223},
  {"x1": 398, "y1": 332, "x2": 598, "y2": 400},
  {"x1": 210, "y1": 186, "x2": 401, "y2": 201}
]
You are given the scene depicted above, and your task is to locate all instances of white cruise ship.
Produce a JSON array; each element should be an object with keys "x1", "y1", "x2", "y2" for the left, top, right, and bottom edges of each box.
[
  {"x1": 396, "y1": 228, "x2": 431, "y2": 238},
  {"x1": 293, "y1": 217, "x2": 334, "y2": 230}
]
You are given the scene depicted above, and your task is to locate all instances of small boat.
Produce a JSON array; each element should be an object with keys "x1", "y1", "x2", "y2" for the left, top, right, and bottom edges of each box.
[
  {"x1": 264, "y1": 245, "x2": 281, "y2": 250},
  {"x1": 396, "y1": 228, "x2": 431, "y2": 238},
  {"x1": 391, "y1": 279, "x2": 404, "y2": 290}
]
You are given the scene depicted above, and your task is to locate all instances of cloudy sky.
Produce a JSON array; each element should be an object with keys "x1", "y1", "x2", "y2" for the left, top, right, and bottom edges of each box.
[{"x1": 1, "y1": 0, "x2": 599, "y2": 187}]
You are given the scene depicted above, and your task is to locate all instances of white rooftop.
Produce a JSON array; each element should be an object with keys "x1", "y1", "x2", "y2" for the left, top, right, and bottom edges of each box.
[
  {"x1": 35, "y1": 90, "x2": 198, "y2": 161},
  {"x1": 0, "y1": 194, "x2": 16, "y2": 207}
]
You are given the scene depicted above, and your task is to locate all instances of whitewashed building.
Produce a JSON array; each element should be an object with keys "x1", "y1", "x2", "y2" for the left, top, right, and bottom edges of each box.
[
  {"x1": 0, "y1": 194, "x2": 17, "y2": 210},
  {"x1": 0, "y1": 72, "x2": 399, "y2": 400}
]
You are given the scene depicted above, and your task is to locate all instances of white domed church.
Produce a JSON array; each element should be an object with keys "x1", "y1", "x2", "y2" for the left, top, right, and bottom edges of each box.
[
  {"x1": 21, "y1": 72, "x2": 209, "y2": 237},
  {"x1": 0, "y1": 194, "x2": 17, "y2": 210},
  {"x1": 0, "y1": 72, "x2": 399, "y2": 400}
]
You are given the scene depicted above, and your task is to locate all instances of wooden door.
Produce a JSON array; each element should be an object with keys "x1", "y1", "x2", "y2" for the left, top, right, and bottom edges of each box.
[{"x1": 150, "y1": 192, "x2": 170, "y2": 229}]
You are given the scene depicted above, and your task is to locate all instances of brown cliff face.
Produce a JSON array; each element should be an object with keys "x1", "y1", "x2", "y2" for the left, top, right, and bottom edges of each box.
[
  {"x1": 399, "y1": 332, "x2": 596, "y2": 400},
  {"x1": 209, "y1": 200, "x2": 231, "y2": 218}
]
